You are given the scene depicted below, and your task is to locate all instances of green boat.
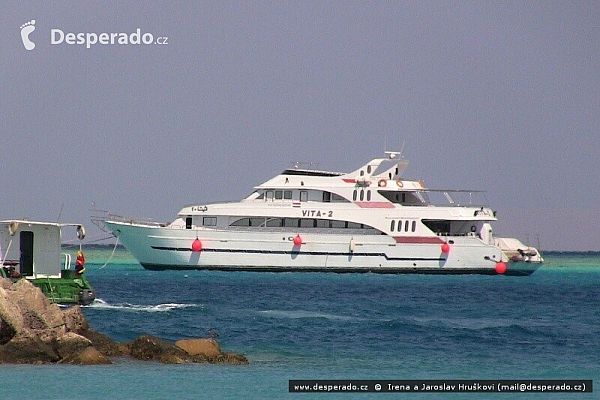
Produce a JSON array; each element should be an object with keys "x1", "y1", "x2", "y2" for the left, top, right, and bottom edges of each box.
[{"x1": 0, "y1": 220, "x2": 95, "y2": 305}]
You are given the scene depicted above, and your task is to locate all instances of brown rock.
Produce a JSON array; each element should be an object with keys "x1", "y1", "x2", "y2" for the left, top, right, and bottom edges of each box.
[
  {"x1": 80, "y1": 328, "x2": 129, "y2": 356},
  {"x1": 0, "y1": 279, "x2": 12, "y2": 290},
  {"x1": 175, "y1": 338, "x2": 221, "y2": 358},
  {"x1": 129, "y1": 335, "x2": 190, "y2": 363},
  {"x1": 157, "y1": 347, "x2": 192, "y2": 364},
  {"x1": 62, "y1": 306, "x2": 90, "y2": 332},
  {"x1": 59, "y1": 346, "x2": 112, "y2": 365},
  {"x1": 0, "y1": 330, "x2": 59, "y2": 363},
  {"x1": 54, "y1": 332, "x2": 92, "y2": 358},
  {"x1": 12, "y1": 280, "x2": 65, "y2": 335},
  {"x1": 213, "y1": 352, "x2": 249, "y2": 365},
  {"x1": 0, "y1": 283, "x2": 25, "y2": 343}
]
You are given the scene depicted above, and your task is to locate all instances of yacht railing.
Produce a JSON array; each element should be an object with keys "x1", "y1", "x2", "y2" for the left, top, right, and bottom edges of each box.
[
  {"x1": 90, "y1": 209, "x2": 167, "y2": 232},
  {"x1": 435, "y1": 232, "x2": 481, "y2": 238},
  {"x1": 414, "y1": 190, "x2": 489, "y2": 207},
  {"x1": 62, "y1": 253, "x2": 71, "y2": 270}
]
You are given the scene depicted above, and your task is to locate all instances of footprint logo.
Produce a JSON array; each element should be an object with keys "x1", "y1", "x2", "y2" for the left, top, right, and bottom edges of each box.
[{"x1": 20, "y1": 20, "x2": 36, "y2": 50}]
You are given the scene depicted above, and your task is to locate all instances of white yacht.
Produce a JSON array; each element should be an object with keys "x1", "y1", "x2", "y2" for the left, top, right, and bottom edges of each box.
[{"x1": 96, "y1": 152, "x2": 543, "y2": 275}]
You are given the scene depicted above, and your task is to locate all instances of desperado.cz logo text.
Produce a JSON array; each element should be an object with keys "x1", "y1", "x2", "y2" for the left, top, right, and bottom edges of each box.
[{"x1": 51, "y1": 28, "x2": 168, "y2": 48}]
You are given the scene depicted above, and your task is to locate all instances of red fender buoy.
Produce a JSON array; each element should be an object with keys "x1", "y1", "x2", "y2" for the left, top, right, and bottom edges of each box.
[
  {"x1": 495, "y1": 261, "x2": 507, "y2": 274},
  {"x1": 191, "y1": 238, "x2": 203, "y2": 252},
  {"x1": 293, "y1": 235, "x2": 302, "y2": 246},
  {"x1": 441, "y1": 243, "x2": 450, "y2": 254}
]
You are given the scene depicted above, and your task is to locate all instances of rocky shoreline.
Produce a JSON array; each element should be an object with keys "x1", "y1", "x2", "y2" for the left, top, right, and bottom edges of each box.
[{"x1": 0, "y1": 278, "x2": 248, "y2": 365}]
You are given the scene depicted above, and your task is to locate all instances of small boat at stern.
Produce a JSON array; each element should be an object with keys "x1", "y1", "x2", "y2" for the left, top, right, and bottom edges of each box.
[
  {"x1": 0, "y1": 220, "x2": 95, "y2": 305},
  {"x1": 95, "y1": 152, "x2": 543, "y2": 275}
]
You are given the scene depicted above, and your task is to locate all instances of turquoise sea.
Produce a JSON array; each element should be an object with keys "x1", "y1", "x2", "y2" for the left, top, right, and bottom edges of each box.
[{"x1": 1, "y1": 249, "x2": 599, "y2": 399}]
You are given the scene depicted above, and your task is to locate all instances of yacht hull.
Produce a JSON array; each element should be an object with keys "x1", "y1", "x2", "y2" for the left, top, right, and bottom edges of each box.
[{"x1": 104, "y1": 221, "x2": 540, "y2": 276}]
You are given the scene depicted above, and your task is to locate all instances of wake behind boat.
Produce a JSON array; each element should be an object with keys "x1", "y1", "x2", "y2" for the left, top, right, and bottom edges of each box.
[{"x1": 95, "y1": 152, "x2": 543, "y2": 275}]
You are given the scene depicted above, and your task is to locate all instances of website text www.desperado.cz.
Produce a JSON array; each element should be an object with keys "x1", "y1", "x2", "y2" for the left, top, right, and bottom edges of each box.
[{"x1": 50, "y1": 28, "x2": 167, "y2": 48}]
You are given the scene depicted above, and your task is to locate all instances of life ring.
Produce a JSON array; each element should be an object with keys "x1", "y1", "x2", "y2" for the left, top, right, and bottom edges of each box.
[
  {"x1": 76, "y1": 225, "x2": 86, "y2": 240},
  {"x1": 378, "y1": 179, "x2": 387, "y2": 187},
  {"x1": 396, "y1": 180, "x2": 403, "y2": 188},
  {"x1": 8, "y1": 221, "x2": 19, "y2": 236}
]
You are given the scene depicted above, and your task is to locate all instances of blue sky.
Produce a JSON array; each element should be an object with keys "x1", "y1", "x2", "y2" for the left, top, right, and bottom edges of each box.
[{"x1": 2, "y1": 1, "x2": 599, "y2": 250}]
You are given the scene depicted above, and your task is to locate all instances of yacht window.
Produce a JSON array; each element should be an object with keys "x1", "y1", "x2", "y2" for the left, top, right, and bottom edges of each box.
[
  {"x1": 347, "y1": 221, "x2": 361, "y2": 229},
  {"x1": 353, "y1": 190, "x2": 357, "y2": 201},
  {"x1": 186, "y1": 217, "x2": 192, "y2": 229},
  {"x1": 379, "y1": 191, "x2": 408, "y2": 204},
  {"x1": 230, "y1": 218, "x2": 251, "y2": 226},
  {"x1": 266, "y1": 191, "x2": 274, "y2": 201},
  {"x1": 404, "y1": 220, "x2": 409, "y2": 232},
  {"x1": 300, "y1": 219, "x2": 315, "y2": 228},
  {"x1": 398, "y1": 220, "x2": 402, "y2": 231},
  {"x1": 266, "y1": 218, "x2": 283, "y2": 227},
  {"x1": 203, "y1": 217, "x2": 217, "y2": 226},
  {"x1": 360, "y1": 170, "x2": 364, "y2": 176},
  {"x1": 300, "y1": 191, "x2": 308, "y2": 202},
  {"x1": 250, "y1": 218, "x2": 265, "y2": 227},
  {"x1": 367, "y1": 165, "x2": 372, "y2": 174},
  {"x1": 256, "y1": 192, "x2": 265, "y2": 200},
  {"x1": 359, "y1": 190, "x2": 364, "y2": 201},
  {"x1": 284, "y1": 218, "x2": 300, "y2": 227},
  {"x1": 323, "y1": 191, "x2": 331, "y2": 202},
  {"x1": 366, "y1": 190, "x2": 371, "y2": 201},
  {"x1": 390, "y1": 220, "x2": 395, "y2": 231},
  {"x1": 331, "y1": 193, "x2": 346, "y2": 202},
  {"x1": 316, "y1": 219, "x2": 329, "y2": 228},
  {"x1": 275, "y1": 190, "x2": 283, "y2": 200},
  {"x1": 412, "y1": 221, "x2": 416, "y2": 232},
  {"x1": 422, "y1": 220, "x2": 450, "y2": 234},
  {"x1": 330, "y1": 220, "x2": 346, "y2": 228},
  {"x1": 284, "y1": 191, "x2": 292, "y2": 199}
]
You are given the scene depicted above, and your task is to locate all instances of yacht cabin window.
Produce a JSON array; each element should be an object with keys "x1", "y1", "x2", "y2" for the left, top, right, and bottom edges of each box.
[
  {"x1": 300, "y1": 191, "x2": 308, "y2": 202},
  {"x1": 330, "y1": 220, "x2": 346, "y2": 228},
  {"x1": 203, "y1": 217, "x2": 217, "y2": 226},
  {"x1": 300, "y1": 219, "x2": 314, "y2": 228},
  {"x1": 251, "y1": 218, "x2": 265, "y2": 227},
  {"x1": 229, "y1": 217, "x2": 378, "y2": 231},
  {"x1": 284, "y1": 218, "x2": 300, "y2": 227},
  {"x1": 266, "y1": 218, "x2": 282, "y2": 227},
  {"x1": 390, "y1": 219, "x2": 418, "y2": 232},
  {"x1": 331, "y1": 193, "x2": 346, "y2": 202},
  {"x1": 186, "y1": 217, "x2": 192, "y2": 229}
]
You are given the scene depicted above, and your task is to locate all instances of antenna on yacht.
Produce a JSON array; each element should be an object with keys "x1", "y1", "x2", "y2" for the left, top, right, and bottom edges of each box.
[
  {"x1": 57, "y1": 203, "x2": 64, "y2": 222},
  {"x1": 384, "y1": 141, "x2": 405, "y2": 160},
  {"x1": 384, "y1": 135, "x2": 387, "y2": 154}
]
